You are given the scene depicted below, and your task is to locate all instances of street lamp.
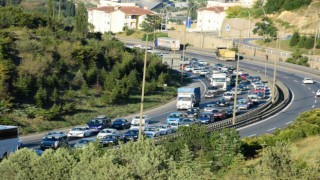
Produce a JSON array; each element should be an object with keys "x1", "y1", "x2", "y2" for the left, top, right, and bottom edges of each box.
[
  {"x1": 260, "y1": 5, "x2": 267, "y2": 78},
  {"x1": 138, "y1": 33, "x2": 150, "y2": 142},
  {"x1": 246, "y1": 8, "x2": 251, "y2": 37},
  {"x1": 308, "y1": 5, "x2": 320, "y2": 68}
]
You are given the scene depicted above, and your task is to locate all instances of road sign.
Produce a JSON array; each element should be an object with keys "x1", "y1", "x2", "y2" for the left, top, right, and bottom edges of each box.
[{"x1": 225, "y1": 24, "x2": 230, "y2": 32}]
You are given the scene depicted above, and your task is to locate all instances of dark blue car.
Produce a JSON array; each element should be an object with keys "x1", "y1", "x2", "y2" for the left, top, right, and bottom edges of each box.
[
  {"x1": 198, "y1": 112, "x2": 214, "y2": 124},
  {"x1": 87, "y1": 115, "x2": 111, "y2": 133}
]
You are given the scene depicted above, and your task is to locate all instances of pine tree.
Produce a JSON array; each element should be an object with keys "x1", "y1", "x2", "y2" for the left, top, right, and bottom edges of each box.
[
  {"x1": 289, "y1": 32, "x2": 300, "y2": 47},
  {"x1": 47, "y1": 0, "x2": 53, "y2": 17},
  {"x1": 51, "y1": 88, "x2": 59, "y2": 103},
  {"x1": 305, "y1": 36, "x2": 314, "y2": 49},
  {"x1": 297, "y1": 35, "x2": 307, "y2": 48},
  {"x1": 34, "y1": 87, "x2": 48, "y2": 108},
  {"x1": 81, "y1": 80, "x2": 89, "y2": 95},
  {"x1": 75, "y1": 3, "x2": 88, "y2": 37}
]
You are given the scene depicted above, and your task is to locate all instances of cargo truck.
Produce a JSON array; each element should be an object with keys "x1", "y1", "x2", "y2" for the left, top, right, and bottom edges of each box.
[
  {"x1": 215, "y1": 47, "x2": 235, "y2": 61},
  {"x1": 155, "y1": 37, "x2": 180, "y2": 51},
  {"x1": 176, "y1": 87, "x2": 201, "y2": 110},
  {"x1": 210, "y1": 73, "x2": 228, "y2": 91}
]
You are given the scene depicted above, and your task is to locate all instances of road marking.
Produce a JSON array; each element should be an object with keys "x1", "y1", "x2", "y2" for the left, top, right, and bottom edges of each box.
[
  {"x1": 312, "y1": 105, "x2": 315, "y2": 108},
  {"x1": 248, "y1": 134, "x2": 256, "y2": 137},
  {"x1": 196, "y1": 78, "x2": 207, "y2": 98},
  {"x1": 312, "y1": 91, "x2": 315, "y2": 94},
  {"x1": 315, "y1": 100, "x2": 317, "y2": 103},
  {"x1": 267, "y1": 127, "x2": 277, "y2": 132},
  {"x1": 285, "y1": 121, "x2": 292, "y2": 125},
  {"x1": 308, "y1": 87, "x2": 311, "y2": 90},
  {"x1": 237, "y1": 91, "x2": 295, "y2": 131},
  {"x1": 302, "y1": 84, "x2": 306, "y2": 86},
  {"x1": 294, "y1": 80, "x2": 298, "y2": 83}
]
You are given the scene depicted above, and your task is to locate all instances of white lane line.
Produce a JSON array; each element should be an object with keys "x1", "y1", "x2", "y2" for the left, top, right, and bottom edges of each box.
[
  {"x1": 237, "y1": 91, "x2": 295, "y2": 131},
  {"x1": 312, "y1": 91, "x2": 315, "y2": 94},
  {"x1": 150, "y1": 110, "x2": 176, "y2": 118},
  {"x1": 248, "y1": 134, "x2": 257, "y2": 137},
  {"x1": 312, "y1": 105, "x2": 315, "y2": 108},
  {"x1": 308, "y1": 87, "x2": 311, "y2": 90},
  {"x1": 315, "y1": 100, "x2": 317, "y2": 103},
  {"x1": 294, "y1": 80, "x2": 298, "y2": 83},
  {"x1": 302, "y1": 84, "x2": 306, "y2": 86},
  {"x1": 196, "y1": 78, "x2": 207, "y2": 98},
  {"x1": 285, "y1": 121, "x2": 292, "y2": 125},
  {"x1": 267, "y1": 127, "x2": 277, "y2": 132}
]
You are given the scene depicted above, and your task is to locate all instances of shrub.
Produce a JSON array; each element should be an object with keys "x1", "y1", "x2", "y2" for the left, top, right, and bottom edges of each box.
[
  {"x1": 289, "y1": 32, "x2": 299, "y2": 47},
  {"x1": 305, "y1": 36, "x2": 314, "y2": 49},
  {"x1": 125, "y1": 29, "x2": 134, "y2": 36}
]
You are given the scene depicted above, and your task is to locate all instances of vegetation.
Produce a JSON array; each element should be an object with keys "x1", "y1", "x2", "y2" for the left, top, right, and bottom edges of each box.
[
  {"x1": 265, "y1": 0, "x2": 312, "y2": 14},
  {"x1": 2, "y1": 108, "x2": 320, "y2": 179},
  {"x1": 0, "y1": 5, "x2": 180, "y2": 134},
  {"x1": 253, "y1": 17, "x2": 278, "y2": 43},
  {"x1": 286, "y1": 50, "x2": 310, "y2": 67}
]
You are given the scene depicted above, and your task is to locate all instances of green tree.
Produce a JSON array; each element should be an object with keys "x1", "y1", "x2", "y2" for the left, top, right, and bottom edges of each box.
[
  {"x1": 140, "y1": 15, "x2": 162, "y2": 32},
  {"x1": 305, "y1": 36, "x2": 314, "y2": 49},
  {"x1": 265, "y1": 0, "x2": 285, "y2": 13},
  {"x1": 289, "y1": 32, "x2": 300, "y2": 47},
  {"x1": 50, "y1": 88, "x2": 59, "y2": 103},
  {"x1": 47, "y1": 0, "x2": 53, "y2": 17},
  {"x1": 298, "y1": 35, "x2": 307, "y2": 48},
  {"x1": 81, "y1": 80, "x2": 89, "y2": 95},
  {"x1": 75, "y1": 3, "x2": 88, "y2": 37},
  {"x1": 253, "y1": 17, "x2": 278, "y2": 43},
  {"x1": 34, "y1": 87, "x2": 48, "y2": 107}
]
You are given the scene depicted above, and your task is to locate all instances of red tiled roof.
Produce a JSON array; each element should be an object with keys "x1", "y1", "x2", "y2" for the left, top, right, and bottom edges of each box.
[
  {"x1": 89, "y1": 6, "x2": 154, "y2": 15},
  {"x1": 198, "y1": 6, "x2": 224, "y2": 13}
]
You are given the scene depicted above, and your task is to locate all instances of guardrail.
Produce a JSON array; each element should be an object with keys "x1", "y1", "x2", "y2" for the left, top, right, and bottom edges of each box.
[{"x1": 156, "y1": 68, "x2": 292, "y2": 143}]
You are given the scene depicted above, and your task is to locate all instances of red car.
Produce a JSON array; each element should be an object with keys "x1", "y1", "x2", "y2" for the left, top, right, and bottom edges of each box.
[
  {"x1": 211, "y1": 109, "x2": 226, "y2": 120},
  {"x1": 240, "y1": 73, "x2": 249, "y2": 80}
]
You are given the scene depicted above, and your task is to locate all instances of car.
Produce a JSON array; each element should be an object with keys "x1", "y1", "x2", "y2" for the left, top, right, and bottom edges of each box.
[
  {"x1": 184, "y1": 108, "x2": 200, "y2": 118},
  {"x1": 74, "y1": 138, "x2": 97, "y2": 149},
  {"x1": 131, "y1": 115, "x2": 150, "y2": 126},
  {"x1": 214, "y1": 63, "x2": 224, "y2": 68},
  {"x1": 238, "y1": 84, "x2": 250, "y2": 91},
  {"x1": 198, "y1": 60, "x2": 208, "y2": 65},
  {"x1": 223, "y1": 92, "x2": 234, "y2": 101},
  {"x1": 111, "y1": 118, "x2": 131, "y2": 130},
  {"x1": 248, "y1": 94, "x2": 259, "y2": 104},
  {"x1": 143, "y1": 126, "x2": 162, "y2": 139},
  {"x1": 228, "y1": 105, "x2": 240, "y2": 115},
  {"x1": 40, "y1": 133, "x2": 68, "y2": 150},
  {"x1": 237, "y1": 99, "x2": 249, "y2": 110},
  {"x1": 122, "y1": 129, "x2": 140, "y2": 142},
  {"x1": 185, "y1": 65, "x2": 193, "y2": 71},
  {"x1": 199, "y1": 69, "x2": 209, "y2": 76},
  {"x1": 240, "y1": 73, "x2": 249, "y2": 80},
  {"x1": 192, "y1": 67, "x2": 201, "y2": 74},
  {"x1": 87, "y1": 115, "x2": 111, "y2": 132},
  {"x1": 167, "y1": 122, "x2": 181, "y2": 132},
  {"x1": 211, "y1": 109, "x2": 226, "y2": 120},
  {"x1": 204, "y1": 104, "x2": 217, "y2": 112},
  {"x1": 180, "y1": 118, "x2": 196, "y2": 126},
  {"x1": 167, "y1": 112, "x2": 183, "y2": 123},
  {"x1": 204, "y1": 91, "x2": 215, "y2": 98},
  {"x1": 302, "y1": 78, "x2": 314, "y2": 84},
  {"x1": 216, "y1": 98, "x2": 230, "y2": 107},
  {"x1": 316, "y1": 89, "x2": 320, "y2": 97},
  {"x1": 256, "y1": 92, "x2": 267, "y2": 99},
  {"x1": 198, "y1": 112, "x2": 215, "y2": 124},
  {"x1": 100, "y1": 134, "x2": 123, "y2": 146},
  {"x1": 97, "y1": 128, "x2": 119, "y2": 139},
  {"x1": 231, "y1": 88, "x2": 242, "y2": 95},
  {"x1": 155, "y1": 124, "x2": 175, "y2": 135},
  {"x1": 67, "y1": 127, "x2": 92, "y2": 138},
  {"x1": 207, "y1": 86, "x2": 220, "y2": 94}
]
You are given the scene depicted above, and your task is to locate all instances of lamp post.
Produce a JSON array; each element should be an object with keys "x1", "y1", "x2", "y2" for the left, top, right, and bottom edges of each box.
[
  {"x1": 246, "y1": 8, "x2": 251, "y2": 37},
  {"x1": 271, "y1": 31, "x2": 279, "y2": 104},
  {"x1": 138, "y1": 33, "x2": 150, "y2": 142},
  {"x1": 260, "y1": 6, "x2": 267, "y2": 78},
  {"x1": 308, "y1": 5, "x2": 320, "y2": 68}
]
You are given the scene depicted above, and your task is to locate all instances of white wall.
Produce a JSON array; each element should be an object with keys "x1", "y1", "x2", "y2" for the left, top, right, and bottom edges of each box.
[
  {"x1": 240, "y1": 0, "x2": 257, "y2": 7},
  {"x1": 197, "y1": 10, "x2": 226, "y2": 32},
  {"x1": 110, "y1": 11, "x2": 125, "y2": 33},
  {"x1": 88, "y1": 10, "x2": 111, "y2": 33}
]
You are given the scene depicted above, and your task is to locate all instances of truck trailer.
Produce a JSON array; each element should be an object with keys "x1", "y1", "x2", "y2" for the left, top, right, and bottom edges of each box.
[
  {"x1": 155, "y1": 37, "x2": 180, "y2": 51},
  {"x1": 215, "y1": 47, "x2": 235, "y2": 61}
]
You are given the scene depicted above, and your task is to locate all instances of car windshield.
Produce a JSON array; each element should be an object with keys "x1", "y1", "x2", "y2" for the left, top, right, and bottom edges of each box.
[
  {"x1": 102, "y1": 135, "x2": 117, "y2": 139},
  {"x1": 134, "y1": 116, "x2": 146, "y2": 119},
  {"x1": 101, "y1": 129, "x2": 113, "y2": 133},
  {"x1": 114, "y1": 119, "x2": 124, "y2": 122},
  {"x1": 72, "y1": 127, "x2": 85, "y2": 131},
  {"x1": 145, "y1": 127, "x2": 156, "y2": 132},
  {"x1": 89, "y1": 119, "x2": 103, "y2": 124},
  {"x1": 126, "y1": 130, "x2": 138, "y2": 135},
  {"x1": 43, "y1": 136, "x2": 61, "y2": 141},
  {"x1": 212, "y1": 110, "x2": 219, "y2": 113},
  {"x1": 200, "y1": 115, "x2": 210, "y2": 118},
  {"x1": 206, "y1": 104, "x2": 215, "y2": 107},
  {"x1": 169, "y1": 114, "x2": 180, "y2": 118},
  {"x1": 78, "y1": 140, "x2": 92, "y2": 144},
  {"x1": 183, "y1": 119, "x2": 193, "y2": 122}
]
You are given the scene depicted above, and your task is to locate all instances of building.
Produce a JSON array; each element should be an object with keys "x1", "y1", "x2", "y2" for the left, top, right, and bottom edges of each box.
[
  {"x1": 88, "y1": 6, "x2": 155, "y2": 33},
  {"x1": 207, "y1": 0, "x2": 240, "y2": 7},
  {"x1": 240, "y1": 0, "x2": 258, "y2": 7},
  {"x1": 196, "y1": 6, "x2": 226, "y2": 33},
  {"x1": 99, "y1": 0, "x2": 165, "y2": 11}
]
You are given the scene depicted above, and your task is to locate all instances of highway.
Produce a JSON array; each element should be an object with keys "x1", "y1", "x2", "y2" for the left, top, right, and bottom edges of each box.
[{"x1": 20, "y1": 44, "x2": 320, "y2": 149}]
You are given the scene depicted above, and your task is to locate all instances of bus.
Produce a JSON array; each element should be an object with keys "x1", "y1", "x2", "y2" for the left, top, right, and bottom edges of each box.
[{"x1": 0, "y1": 125, "x2": 21, "y2": 160}]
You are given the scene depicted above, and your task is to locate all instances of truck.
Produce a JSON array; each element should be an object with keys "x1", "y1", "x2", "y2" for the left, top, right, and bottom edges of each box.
[
  {"x1": 215, "y1": 47, "x2": 235, "y2": 61},
  {"x1": 210, "y1": 73, "x2": 228, "y2": 91},
  {"x1": 155, "y1": 37, "x2": 180, "y2": 51},
  {"x1": 162, "y1": 53, "x2": 189, "y2": 70},
  {"x1": 176, "y1": 87, "x2": 201, "y2": 110}
]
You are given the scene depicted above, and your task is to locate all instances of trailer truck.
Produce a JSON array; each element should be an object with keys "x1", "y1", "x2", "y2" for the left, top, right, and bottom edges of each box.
[
  {"x1": 215, "y1": 47, "x2": 235, "y2": 61},
  {"x1": 176, "y1": 87, "x2": 201, "y2": 110}
]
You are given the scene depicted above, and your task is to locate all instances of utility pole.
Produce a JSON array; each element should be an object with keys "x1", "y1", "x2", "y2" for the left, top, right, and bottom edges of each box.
[
  {"x1": 271, "y1": 32, "x2": 278, "y2": 104},
  {"x1": 232, "y1": 30, "x2": 242, "y2": 125},
  {"x1": 138, "y1": 33, "x2": 149, "y2": 142}
]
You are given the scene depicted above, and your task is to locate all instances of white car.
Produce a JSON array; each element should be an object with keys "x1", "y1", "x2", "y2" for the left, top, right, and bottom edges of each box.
[
  {"x1": 67, "y1": 127, "x2": 92, "y2": 138},
  {"x1": 199, "y1": 69, "x2": 209, "y2": 76},
  {"x1": 155, "y1": 124, "x2": 175, "y2": 135},
  {"x1": 302, "y1": 78, "x2": 314, "y2": 84},
  {"x1": 143, "y1": 126, "x2": 162, "y2": 139},
  {"x1": 97, "y1": 128, "x2": 119, "y2": 139},
  {"x1": 316, "y1": 89, "x2": 320, "y2": 97},
  {"x1": 192, "y1": 68, "x2": 201, "y2": 74},
  {"x1": 204, "y1": 104, "x2": 217, "y2": 112},
  {"x1": 198, "y1": 60, "x2": 208, "y2": 65},
  {"x1": 131, "y1": 115, "x2": 150, "y2": 126},
  {"x1": 223, "y1": 92, "x2": 234, "y2": 101},
  {"x1": 231, "y1": 88, "x2": 242, "y2": 95},
  {"x1": 185, "y1": 66, "x2": 193, "y2": 71}
]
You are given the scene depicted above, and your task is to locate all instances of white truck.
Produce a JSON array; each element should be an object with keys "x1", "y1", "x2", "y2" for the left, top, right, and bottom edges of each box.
[
  {"x1": 210, "y1": 73, "x2": 228, "y2": 91},
  {"x1": 176, "y1": 87, "x2": 201, "y2": 110}
]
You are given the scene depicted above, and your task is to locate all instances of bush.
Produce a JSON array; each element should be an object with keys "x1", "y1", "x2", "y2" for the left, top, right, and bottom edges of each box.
[
  {"x1": 0, "y1": 116, "x2": 18, "y2": 126},
  {"x1": 289, "y1": 32, "x2": 299, "y2": 47},
  {"x1": 125, "y1": 29, "x2": 134, "y2": 36},
  {"x1": 305, "y1": 36, "x2": 314, "y2": 49}
]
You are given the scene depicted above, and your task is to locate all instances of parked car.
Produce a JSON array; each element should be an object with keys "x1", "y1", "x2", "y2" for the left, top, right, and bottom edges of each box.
[
  {"x1": 184, "y1": 108, "x2": 200, "y2": 118},
  {"x1": 100, "y1": 134, "x2": 123, "y2": 146},
  {"x1": 204, "y1": 104, "x2": 217, "y2": 112},
  {"x1": 87, "y1": 115, "x2": 111, "y2": 132},
  {"x1": 198, "y1": 112, "x2": 215, "y2": 124},
  {"x1": 111, "y1": 118, "x2": 131, "y2": 130},
  {"x1": 122, "y1": 129, "x2": 140, "y2": 142},
  {"x1": 216, "y1": 98, "x2": 230, "y2": 107},
  {"x1": 167, "y1": 112, "x2": 183, "y2": 123},
  {"x1": 302, "y1": 78, "x2": 314, "y2": 84},
  {"x1": 74, "y1": 138, "x2": 96, "y2": 149},
  {"x1": 40, "y1": 133, "x2": 68, "y2": 150},
  {"x1": 67, "y1": 127, "x2": 92, "y2": 138},
  {"x1": 155, "y1": 124, "x2": 175, "y2": 135},
  {"x1": 97, "y1": 128, "x2": 119, "y2": 139}
]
